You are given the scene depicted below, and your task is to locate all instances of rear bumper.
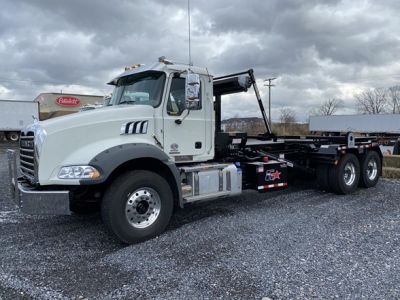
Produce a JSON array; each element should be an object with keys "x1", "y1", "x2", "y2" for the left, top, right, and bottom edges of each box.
[{"x1": 7, "y1": 149, "x2": 71, "y2": 215}]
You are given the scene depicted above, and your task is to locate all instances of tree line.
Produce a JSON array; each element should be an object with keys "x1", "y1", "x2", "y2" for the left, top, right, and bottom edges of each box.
[{"x1": 355, "y1": 86, "x2": 400, "y2": 114}]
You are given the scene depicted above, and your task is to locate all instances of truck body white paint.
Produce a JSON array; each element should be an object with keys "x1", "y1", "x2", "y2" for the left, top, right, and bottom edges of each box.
[{"x1": 310, "y1": 114, "x2": 400, "y2": 134}]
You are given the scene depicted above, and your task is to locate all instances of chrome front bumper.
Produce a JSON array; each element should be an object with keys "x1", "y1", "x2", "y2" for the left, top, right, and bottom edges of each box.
[{"x1": 7, "y1": 149, "x2": 71, "y2": 215}]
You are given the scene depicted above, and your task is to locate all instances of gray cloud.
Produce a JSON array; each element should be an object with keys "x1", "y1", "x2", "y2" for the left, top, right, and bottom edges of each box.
[{"x1": 1, "y1": 0, "x2": 400, "y2": 122}]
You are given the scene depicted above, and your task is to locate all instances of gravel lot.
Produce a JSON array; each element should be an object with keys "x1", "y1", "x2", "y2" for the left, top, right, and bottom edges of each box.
[{"x1": 1, "y1": 143, "x2": 400, "y2": 299}]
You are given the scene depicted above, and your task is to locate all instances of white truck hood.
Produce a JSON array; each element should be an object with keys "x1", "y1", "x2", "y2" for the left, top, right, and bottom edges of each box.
[
  {"x1": 39, "y1": 104, "x2": 153, "y2": 134},
  {"x1": 36, "y1": 104, "x2": 159, "y2": 185}
]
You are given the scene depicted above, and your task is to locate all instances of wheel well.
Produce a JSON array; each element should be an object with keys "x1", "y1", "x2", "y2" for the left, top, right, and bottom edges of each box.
[
  {"x1": 104, "y1": 158, "x2": 180, "y2": 206},
  {"x1": 342, "y1": 149, "x2": 358, "y2": 156},
  {"x1": 344, "y1": 148, "x2": 382, "y2": 159}
]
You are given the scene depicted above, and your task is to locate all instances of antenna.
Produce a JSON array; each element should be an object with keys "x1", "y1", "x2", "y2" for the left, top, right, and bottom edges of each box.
[{"x1": 187, "y1": 0, "x2": 192, "y2": 67}]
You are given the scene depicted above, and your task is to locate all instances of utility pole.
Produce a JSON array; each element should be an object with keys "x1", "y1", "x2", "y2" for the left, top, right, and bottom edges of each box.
[{"x1": 264, "y1": 77, "x2": 277, "y2": 129}]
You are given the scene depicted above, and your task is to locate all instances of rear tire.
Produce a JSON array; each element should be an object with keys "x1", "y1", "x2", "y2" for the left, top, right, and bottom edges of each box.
[
  {"x1": 328, "y1": 153, "x2": 360, "y2": 194},
  {"x1": 359, "y1": 151, "x2": 381, "y2": 188},
  {"x1": 101, "y1": 170, "x2": 174, "y2": 244},
  {"x1": 6, "y1": 131, "x2": 20, "y2": 142}
]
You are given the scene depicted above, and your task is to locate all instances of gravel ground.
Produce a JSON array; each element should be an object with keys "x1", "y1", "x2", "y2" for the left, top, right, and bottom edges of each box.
[{"x1": 1, "y1": 143, "x2": 400, "y2": 299}]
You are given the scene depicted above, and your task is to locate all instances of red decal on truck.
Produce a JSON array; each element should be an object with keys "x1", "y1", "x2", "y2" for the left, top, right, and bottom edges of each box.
[
  {"x1": 265, "y1": 169, "x2": 281, "y2": 181},
  {"x1": 55, "y1": 96, "x2": 81, "y2": 107}
]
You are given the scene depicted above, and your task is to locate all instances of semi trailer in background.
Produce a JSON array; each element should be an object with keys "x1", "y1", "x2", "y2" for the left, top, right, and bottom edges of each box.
[
  {"x1": 1, "y1": 93, "x2": 104, "y2": 141},
  {"x1": 0, "y1": 100, "x2": 39, "y2": 141},
  {"x1": 34, "y1": 93, "x2": 104, "y2": 120},
  {"x1": 309, "y1": 114, "x2": 400, "y2": 155}
]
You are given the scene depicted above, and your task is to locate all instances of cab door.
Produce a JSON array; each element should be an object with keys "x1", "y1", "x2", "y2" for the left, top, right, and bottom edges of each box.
[{"x1": 162, "y1": 74, "x2": 206, "y2": 162}]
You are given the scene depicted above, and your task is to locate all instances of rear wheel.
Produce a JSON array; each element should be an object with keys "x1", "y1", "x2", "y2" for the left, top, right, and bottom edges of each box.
[
  {"x1": 101, "y1": 170, "x2": 173, "y2": 244},
  {"x1": 359, "y1": 151, "x2": 380, "y2": 188},
  {"x1": 329, "y1": 153, "x2": 360, "y2": 194},
  {"x1": 6, "y1": 131, "x2": 20, "y2": 142}
]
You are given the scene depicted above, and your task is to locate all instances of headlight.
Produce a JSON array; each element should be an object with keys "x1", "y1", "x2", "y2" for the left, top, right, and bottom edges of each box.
[
  {"x1": 58, "y1": 166, "x2": 100, "y2": 179},
  {"x1": 34, "y1": 126, "x2": 47, "y2": 159}
]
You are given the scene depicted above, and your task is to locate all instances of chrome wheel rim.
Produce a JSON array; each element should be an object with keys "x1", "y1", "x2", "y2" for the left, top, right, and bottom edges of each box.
[
  {"x1": 367, "y1": 159, "x2": 378, "y2": 181},
  {"x1": 343, "y1": 162, "x2": 356, "y2": 186},
  {"x1": 125, "y1": 188, "x2": 161, "y2": 229}
]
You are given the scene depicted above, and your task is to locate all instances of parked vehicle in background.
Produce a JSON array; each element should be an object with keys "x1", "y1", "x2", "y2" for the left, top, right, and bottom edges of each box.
[
  {"x1": 0, "y1": 100, "x2": 39, "y2": 142},
  {"x1": 1, "y1": 93, "x2": 104, "y2": 141},
  {"x1": 310, "y1": 114, "x2": 400, "y2": 155},
  {"x1": 34, "y1": 93, "x2": 104, "y2": 120}
]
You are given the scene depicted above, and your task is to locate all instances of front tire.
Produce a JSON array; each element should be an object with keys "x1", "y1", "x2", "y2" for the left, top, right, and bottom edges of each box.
[
  {"x1": 329, "y1": 153, "x2": 360, "y2": 194},
  {"x1": 359, "y1": 151, "x2": 380, "y2": 188},
  {"x1": 101, "y1": 170, "x2": 174, "y2": 244}
]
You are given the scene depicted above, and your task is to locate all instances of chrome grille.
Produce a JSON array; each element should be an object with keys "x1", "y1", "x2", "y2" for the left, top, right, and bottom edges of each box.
[{"x1": 19, "y1": 133, "x2": 36, "y2": 182}]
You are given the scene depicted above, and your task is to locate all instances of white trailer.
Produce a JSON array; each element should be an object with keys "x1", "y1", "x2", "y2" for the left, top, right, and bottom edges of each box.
[
  {"x1": 309, "y1": 114, "x2": 400, "y2": 155},
  {"x1": 0, "y1": 100, "x2": 38, "y2": 142},
  {"x1": 309, "y1": 114, "x2": 400, "y2": 134}
]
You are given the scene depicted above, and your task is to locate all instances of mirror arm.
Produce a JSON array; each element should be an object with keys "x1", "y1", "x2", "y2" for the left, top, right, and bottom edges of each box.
[{"x1": 175, "y1": 109, "x2": 190, "y2": 125}]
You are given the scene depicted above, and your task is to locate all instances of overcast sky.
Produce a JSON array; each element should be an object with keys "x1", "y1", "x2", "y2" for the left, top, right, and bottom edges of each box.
[{"x1": 1, "y1": 0, "x2": 400, "y2": 121}]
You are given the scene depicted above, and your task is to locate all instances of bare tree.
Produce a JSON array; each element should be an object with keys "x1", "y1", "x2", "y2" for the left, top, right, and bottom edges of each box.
[
  {"x1": 307, "y1": 98, "x2": 344, "y2": 122},
  {"x1": 387, "y1": 86, "x2": 400, "y2": 114},
  {"x1": 279, "y1": 108, "x2": 296, "y2": 135},
  {"x1": 279, "y1": 108, "x2": 296, "y2": 124},
  {"x1": 355, "y1": 88, "x2": 388, "y2": 114},
  {"x1": 317, "y1": 98, "x2": 344, "y2": 115}
]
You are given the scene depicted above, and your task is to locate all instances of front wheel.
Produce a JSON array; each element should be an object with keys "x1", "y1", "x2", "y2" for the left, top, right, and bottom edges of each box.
[{"x1": 101, "y1": 170, "x2": 174, "y2": 244}]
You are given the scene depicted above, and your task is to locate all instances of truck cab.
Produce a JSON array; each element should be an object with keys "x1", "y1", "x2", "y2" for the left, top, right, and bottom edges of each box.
[{"x1": 106, "y1": 61, "x2": 215, "y2": 163}]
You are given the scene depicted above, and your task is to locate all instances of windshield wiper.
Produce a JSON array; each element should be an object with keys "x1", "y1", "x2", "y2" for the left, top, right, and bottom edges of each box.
[{"x1": 119, "y1": 100, "x2": 137, "y2": 105}]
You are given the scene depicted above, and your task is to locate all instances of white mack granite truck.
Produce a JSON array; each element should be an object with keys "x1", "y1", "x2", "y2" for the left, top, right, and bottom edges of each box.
[{"x1": 8, "y1": 57, "x2": 383, "y2": 244}]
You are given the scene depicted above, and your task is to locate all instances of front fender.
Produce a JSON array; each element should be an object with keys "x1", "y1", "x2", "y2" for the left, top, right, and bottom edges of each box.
[{"x1": 82, "y1": 143, "x2": 182, "y2": 203}]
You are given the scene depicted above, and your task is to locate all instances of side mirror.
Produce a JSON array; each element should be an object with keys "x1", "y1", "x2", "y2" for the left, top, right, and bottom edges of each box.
[{"x1": 185, "y1": 73, "x2": 200, "y2": 109}]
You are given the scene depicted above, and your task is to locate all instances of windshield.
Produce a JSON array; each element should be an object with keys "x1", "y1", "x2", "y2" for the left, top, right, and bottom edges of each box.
[{"x1": 108, "y1": 71, "x2": 165, "y2": 107}]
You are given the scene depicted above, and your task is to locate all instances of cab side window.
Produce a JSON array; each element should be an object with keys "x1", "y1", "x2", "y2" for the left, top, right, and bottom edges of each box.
[
  {"x1": 167, "y1": 77, "x2": 201, "y2": 115},
  {"x1": 167, "y1": 78, "x2": 186, "y2": 116}
]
